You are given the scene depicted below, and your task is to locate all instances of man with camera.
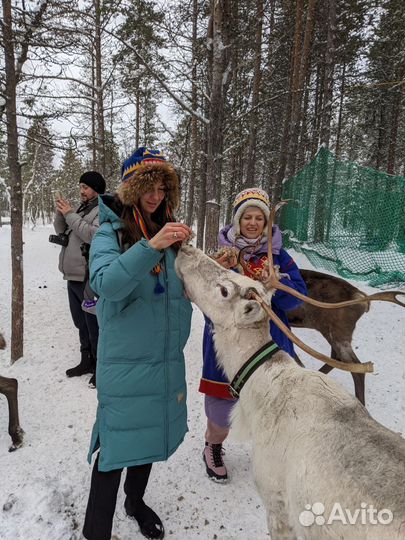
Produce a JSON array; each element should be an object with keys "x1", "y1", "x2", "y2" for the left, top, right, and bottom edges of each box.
[{"x1": 52, "y1": 171, "x2": 106, "y2": 385}]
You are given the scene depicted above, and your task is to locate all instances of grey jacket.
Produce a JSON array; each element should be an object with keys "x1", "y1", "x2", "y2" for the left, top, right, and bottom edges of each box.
[{"x1": 53, "y1": 199, "x2": 100, "y2": 281}]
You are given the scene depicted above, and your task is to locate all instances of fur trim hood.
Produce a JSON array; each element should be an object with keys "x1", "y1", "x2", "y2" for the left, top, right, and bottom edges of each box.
[{"x1": 117, "y1": 162, "x2": 180, "y2": 211}]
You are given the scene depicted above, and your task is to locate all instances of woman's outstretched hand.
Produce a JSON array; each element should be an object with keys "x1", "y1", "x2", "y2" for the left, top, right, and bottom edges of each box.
[
  {"x1": 210, "y1": 247, "x2": 239, "y2": 269},
  {"x1": 148, "y1": 222, "x2": 193, "y2": 251}
]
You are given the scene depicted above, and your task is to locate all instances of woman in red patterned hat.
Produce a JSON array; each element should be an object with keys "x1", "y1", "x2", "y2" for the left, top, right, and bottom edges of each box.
[{"x1": 200, "y1": 188, "x2": 307, "y2": 482}]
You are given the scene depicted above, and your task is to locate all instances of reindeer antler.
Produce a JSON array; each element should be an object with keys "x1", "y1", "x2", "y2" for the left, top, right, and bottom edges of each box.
[
  {"x1": 359, "y1": 290, "x2": 405, "y2": 308},
  {"x1": 238, "y1": 246, "x2": 256, "y2": 276},
  {"x1": 248, "y1": 289, "x2": 374, "y2": 374},
  {"x1": 266, "y1": 200, "x2": 290, "y2": 284}
]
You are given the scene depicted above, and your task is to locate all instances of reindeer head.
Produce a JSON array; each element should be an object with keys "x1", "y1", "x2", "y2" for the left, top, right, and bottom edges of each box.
[{"x1": 176, "y1": 245, "x2": 273, "y2": 329}]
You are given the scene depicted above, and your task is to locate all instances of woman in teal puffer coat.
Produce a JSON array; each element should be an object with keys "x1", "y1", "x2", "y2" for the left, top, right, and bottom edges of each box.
[{"x1": 82, "y1": 148, "x2": 193, "y2": 540}]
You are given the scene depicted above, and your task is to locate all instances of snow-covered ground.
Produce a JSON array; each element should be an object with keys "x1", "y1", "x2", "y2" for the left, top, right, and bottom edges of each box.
[{"x1": 0, "y1": 225, "x2": 404, "y2": 540}]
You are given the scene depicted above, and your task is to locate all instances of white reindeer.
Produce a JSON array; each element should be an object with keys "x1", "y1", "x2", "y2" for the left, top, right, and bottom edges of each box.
[{"x1": 176, "y1": 245, "x2": 405, "y2": 540}]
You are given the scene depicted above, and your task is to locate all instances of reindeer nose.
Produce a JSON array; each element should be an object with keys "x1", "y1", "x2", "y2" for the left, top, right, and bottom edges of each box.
[{"x1": 180, "y1": 244, "x2": 195, "y2": 256}]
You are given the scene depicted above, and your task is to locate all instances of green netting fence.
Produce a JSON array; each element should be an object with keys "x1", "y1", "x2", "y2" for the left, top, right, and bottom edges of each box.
[{"x1": 280, "y1": 147, "x2": 405, "y2": 288}]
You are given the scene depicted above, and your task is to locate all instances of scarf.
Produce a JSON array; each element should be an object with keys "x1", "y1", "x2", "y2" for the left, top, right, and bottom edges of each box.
[
  {"x1": 219, "y1": 223, "x2": 283, "y2": 257},
  {"x1": 219, "y1": 224, "x2": 283, "y2": 279},
  {"x1": 132, "y1": 205, "x2": 167, "y2": 294}
]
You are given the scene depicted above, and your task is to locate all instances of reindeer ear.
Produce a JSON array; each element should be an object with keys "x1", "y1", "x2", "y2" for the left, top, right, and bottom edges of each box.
[{"x1": 234, "y1": 299, "x2": 267, "y2": 327}]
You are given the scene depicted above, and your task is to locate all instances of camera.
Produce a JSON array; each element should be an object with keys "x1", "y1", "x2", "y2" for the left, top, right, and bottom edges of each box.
[{"x1": 49, "y1": 233, "x2": 69, "y2": 247}]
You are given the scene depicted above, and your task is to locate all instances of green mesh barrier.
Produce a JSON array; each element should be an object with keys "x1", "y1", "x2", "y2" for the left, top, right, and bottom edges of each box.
[{"x1": 280, "y1": 147, "x2": 405, "y2": 288}]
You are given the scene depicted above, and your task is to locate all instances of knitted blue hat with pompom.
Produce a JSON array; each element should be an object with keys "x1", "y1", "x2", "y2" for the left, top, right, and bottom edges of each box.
[{"x1": 121, "y1": 147, "x2": 166, "y2": 182}]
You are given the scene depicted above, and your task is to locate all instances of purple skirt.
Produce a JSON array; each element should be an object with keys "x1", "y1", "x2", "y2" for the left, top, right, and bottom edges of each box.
[{"x1": 205, "y1": 395, "x2": 235, "y2": 428}]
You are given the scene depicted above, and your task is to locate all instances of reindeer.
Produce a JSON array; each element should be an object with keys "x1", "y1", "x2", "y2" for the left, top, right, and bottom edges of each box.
[
  {"x1": 287, "y1": 270, "x2": 404, "y2": 405},
  {"x1": 0, "y1": 333, "x2": 24, "y2": 451},
  {"x1": 175, "y1": 245, "x2": 405, "y2": 540}
]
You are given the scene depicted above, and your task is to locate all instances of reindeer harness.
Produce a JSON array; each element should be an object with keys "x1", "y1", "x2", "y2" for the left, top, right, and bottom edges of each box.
[{"x1": 229, "y1": 341, "x2": 280, "y2": 398}]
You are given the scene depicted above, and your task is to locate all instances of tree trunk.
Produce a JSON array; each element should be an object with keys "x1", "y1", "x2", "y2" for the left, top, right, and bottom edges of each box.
[
  {"x1": 196, "y1": 131, "x2": 207, "y2": 250},
  {"x1": 287, "y1": 0, "x2": 317, "y2": 176},
  {"x1": 94, "y1": 0, "x2": 105, "y2": 176},
  {"x1": 226, "y1": 145, "x2": 240, "y2": 224},
  {"x1": 289, "y1": 0, "x2": 304, "y2": 131},
  {"x1": 136, "y1": 89, "x2": 140, "y2": 149},
  {"x1": 313, "y1": 147, "x2": 327, "y2": 243},
  {"x1": 297, "y1": 67, "x2": 311, "y2": 170},
  {"x1": 311, "y1": 61, "x2": 324, "y2": 157},
  {"x1": 387, "y1": 67, "x2": 404, "y2": 174},
  {"x1": 91, "y1": 53, "x2": 97, "y2": 168},
  {"x1": 320, "y1": 0, "x2": 337, "y2": 148},
  {"x1": 335, "y1": 62, "x2": 346, "y2": 158},
  {"x1": 276, "y1": 0, "x2": 303, "y2": 187},
  {"x1": 375, "y1": 104, "x2": 385, "y2": 170},
  {"x1": 204, "y1": 0, "x2": 229, "y2": 253},
  {"x1": 262, "y1": 0, "x2": 278, "y2": 197},
  {"x1": 186, "y1": 0, "x2": 198, "y2": 227},
  {"x1": 243, "y1": 0, "x2": 264, "y2": 186},
  {"x1": 2, "y1": 0, "x2": 24, "y2": 362},
  {"x1": 197, "y1": 10, "x2": 213, "y2": 251}
]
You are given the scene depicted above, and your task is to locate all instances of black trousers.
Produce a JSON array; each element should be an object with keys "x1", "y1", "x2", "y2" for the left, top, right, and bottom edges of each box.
[
  {"x1": 67, "y1": 280, "x2": 99, "y2": 359},
  {"x1": 83, "y1": 455, "x2": 153, "y2": 540}
]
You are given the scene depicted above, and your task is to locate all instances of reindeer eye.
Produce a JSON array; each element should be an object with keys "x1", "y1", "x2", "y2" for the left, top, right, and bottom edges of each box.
[{"x1": 220, "y1": 286, "x2": 229, "y2": 298}]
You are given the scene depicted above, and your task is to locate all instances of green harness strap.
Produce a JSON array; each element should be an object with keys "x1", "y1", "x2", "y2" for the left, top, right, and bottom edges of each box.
[{"x1": 229, "y1": 341, "x2": 280, "y2": 399}]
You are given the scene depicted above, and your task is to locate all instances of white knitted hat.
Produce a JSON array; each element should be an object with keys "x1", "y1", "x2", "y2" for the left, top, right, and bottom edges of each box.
[{"x1": 232, "y1": 188, "x2": 270, "y2": 235}]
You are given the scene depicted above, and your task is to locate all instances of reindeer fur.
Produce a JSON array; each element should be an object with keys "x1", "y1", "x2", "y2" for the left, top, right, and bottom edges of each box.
[
  {"x1": 176, "y1": 246, "x2": 405, "y2": 540},
  {"x1": 288, "y1": 270, "x2": 370, "y2": 404},
  {"x1": 0, "y1": 333, "x2": 24, "y2": 451}
]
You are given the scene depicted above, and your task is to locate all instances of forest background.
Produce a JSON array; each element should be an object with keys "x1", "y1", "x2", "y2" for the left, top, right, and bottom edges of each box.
[{"x1": 1, "y1": 0, "x2": 404, "y2": 360}]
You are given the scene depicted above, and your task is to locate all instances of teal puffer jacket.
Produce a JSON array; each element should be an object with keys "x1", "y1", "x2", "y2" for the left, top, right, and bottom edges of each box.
[{"x1": 87, "y1": 196, "x2": 193, "y2": 471}]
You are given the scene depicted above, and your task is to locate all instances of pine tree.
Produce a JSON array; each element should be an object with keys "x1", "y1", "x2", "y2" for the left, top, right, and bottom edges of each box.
[
  {"x1": 21, "y1": 118, "x2": 55, "y2": 225},
  {"x1": 103, "y1": 130, "x2": 121, "y2": 191},
  {"x1": 364, "y1": 0, "x2": 405, "y2": 174},
  {"x1": 55, "y1": 144, "x2": 85, "y2": 206},
  {"x1": 115, "y1": 0, "x2": 165, "y2": 147}
]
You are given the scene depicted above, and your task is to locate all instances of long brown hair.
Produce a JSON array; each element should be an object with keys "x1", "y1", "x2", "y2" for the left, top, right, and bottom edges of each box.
[
  {"x1": 117, "y1": 196, "x2": 182, "y2": 252},
  {"x1": 115, "y1": 163, "x2": 182, "y2": 252}
]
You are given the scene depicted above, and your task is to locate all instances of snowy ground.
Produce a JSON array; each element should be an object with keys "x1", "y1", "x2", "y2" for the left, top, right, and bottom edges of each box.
[{"x1": 0, "y1": 225, "x2": 404, "y2": 540}]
